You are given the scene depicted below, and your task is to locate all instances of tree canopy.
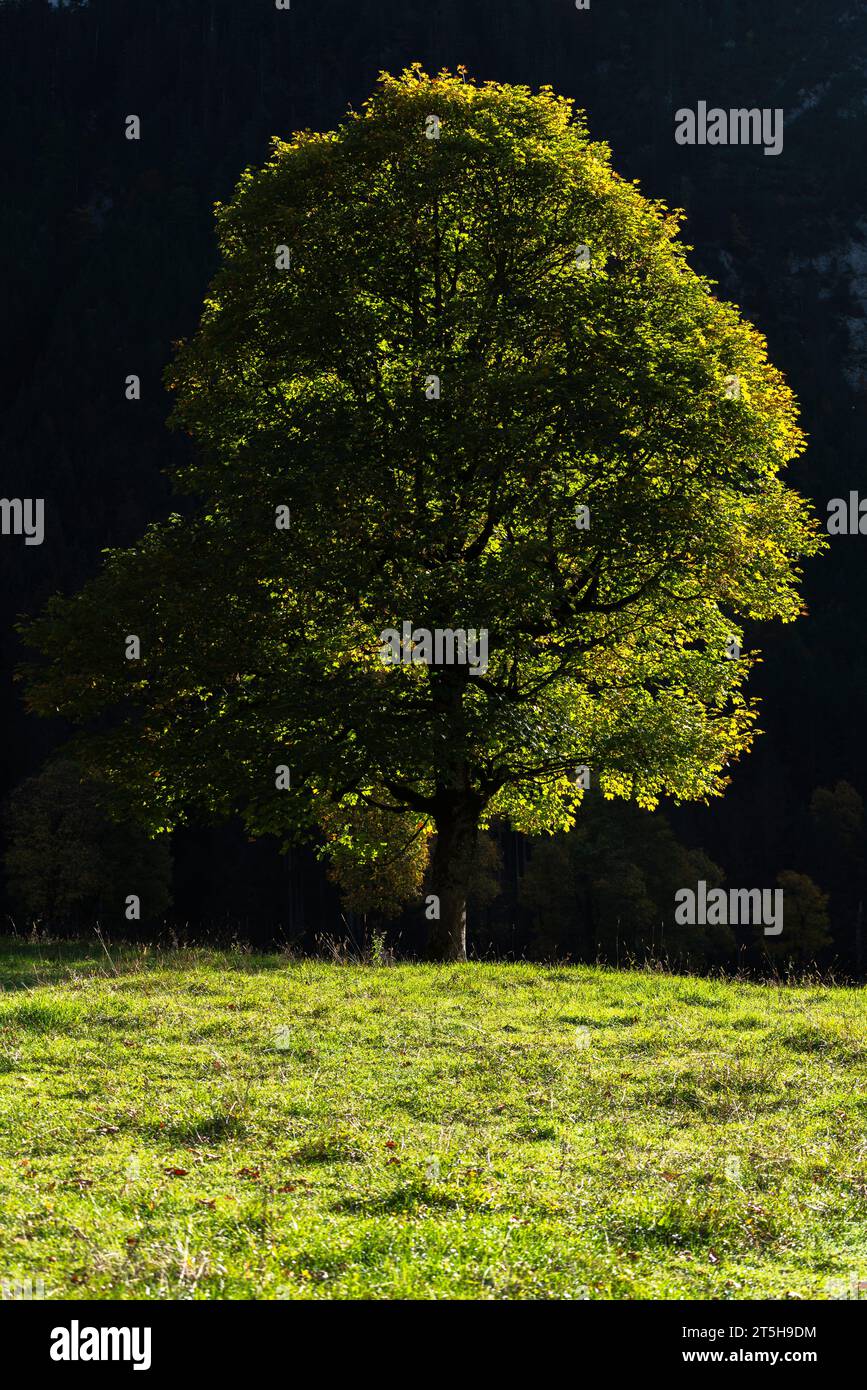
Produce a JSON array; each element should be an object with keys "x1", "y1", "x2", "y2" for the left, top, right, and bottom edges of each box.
[{"x1": 20, "y1": 67, "x2": 821, "y2": 959}]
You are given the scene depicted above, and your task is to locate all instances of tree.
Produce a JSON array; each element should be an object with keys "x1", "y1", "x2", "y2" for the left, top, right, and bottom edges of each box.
[
  {"x1": 809, "y1": 781, "x2": 865, "y2": 967},
  {"x1": 316, "y1": 797, "x2": 431, "y2": 920},
  {"x1": 519, "y1": 795, "x2": 731, "y2": 965},
  {"x1": 3, "y1": 759, "x2": 172, "y2": 930},
  {"x1": 761, "y1": 871, "x2": 831, "y2": 968},
  {"x1": 19, "y1": 68, "x2": 821, "y2": 960}
]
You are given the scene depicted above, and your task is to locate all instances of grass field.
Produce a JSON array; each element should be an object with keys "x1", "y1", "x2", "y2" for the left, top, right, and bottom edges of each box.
[{"x1": 0, "y1": 938, "x2": 865, "y2": 1300}]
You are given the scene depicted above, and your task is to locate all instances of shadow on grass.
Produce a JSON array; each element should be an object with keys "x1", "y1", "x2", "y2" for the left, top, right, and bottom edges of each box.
[
  {"x1": 331, "y1": 1185, "x2": 468, "y2": 1215},
  {"x1": 290, "y1": 1133, "x2": 365, "y2": 1164},
  {"x1": 631, "y1": 1072, "x2": 788, "y2": 1119},
  {"x1": 139, "y1": 1112, "x2": 246, "y2": 1145},
  {"x1": 0, "y1": 945, "x2": 112, "y2": 992},
  {"x1": 610, "y1": 1203, "x2": 762, "y2": 1252},
  {"x1": 0, "y1": 937, "x2": 297, "y2": 993}
]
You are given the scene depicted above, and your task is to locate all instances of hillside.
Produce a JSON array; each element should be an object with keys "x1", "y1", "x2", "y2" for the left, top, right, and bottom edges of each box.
[{"x1": 0, "y1": 941, "x2": 864, "y2": 1300}]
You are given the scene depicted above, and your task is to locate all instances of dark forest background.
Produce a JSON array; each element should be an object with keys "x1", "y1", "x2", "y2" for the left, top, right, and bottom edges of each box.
[{"x1": 2, "y1": 0, "x2": 867, "y2": 969}]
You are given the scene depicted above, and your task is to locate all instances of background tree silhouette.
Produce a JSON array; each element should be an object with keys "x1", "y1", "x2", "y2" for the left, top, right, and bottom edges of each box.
[{"x1": 3, "y1": 759, "x2": 172, "y2": 931}]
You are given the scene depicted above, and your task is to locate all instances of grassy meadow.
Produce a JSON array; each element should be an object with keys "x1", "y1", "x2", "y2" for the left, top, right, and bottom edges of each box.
[{"x1": 0, "y1": 939, "x2": 865, "y2": 1300}]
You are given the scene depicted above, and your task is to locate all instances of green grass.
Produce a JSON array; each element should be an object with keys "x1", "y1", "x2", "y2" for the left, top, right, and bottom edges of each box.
[{"x1": 0, "y1": 938, "x2": 865, "y2": 1300}]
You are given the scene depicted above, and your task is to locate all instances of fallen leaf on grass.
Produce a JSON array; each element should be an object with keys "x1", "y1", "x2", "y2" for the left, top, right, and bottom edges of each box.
[{"x1": 164, "y1": 1167, "x2": 189, "y2": 1178}]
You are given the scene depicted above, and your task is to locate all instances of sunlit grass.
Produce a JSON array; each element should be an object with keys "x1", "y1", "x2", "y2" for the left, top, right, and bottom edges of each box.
[{"x1": 0, "y1": 939, "x2": 865, "y2": 1299}]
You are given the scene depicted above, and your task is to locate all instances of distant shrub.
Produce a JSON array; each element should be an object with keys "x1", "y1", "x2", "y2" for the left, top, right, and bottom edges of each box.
[{"x1": 3, "y1": 758, "x2": 172, "y2": 930}]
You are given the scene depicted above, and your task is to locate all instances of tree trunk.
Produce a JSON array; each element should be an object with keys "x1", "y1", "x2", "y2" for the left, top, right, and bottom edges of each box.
[{"x1": 427, "y1": 805, "x2": 479, "y2": 962}]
